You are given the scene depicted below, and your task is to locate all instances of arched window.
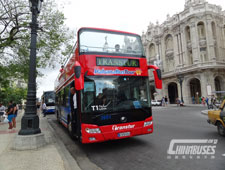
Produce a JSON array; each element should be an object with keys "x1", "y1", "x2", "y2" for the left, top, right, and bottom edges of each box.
[
  {"x1": 188, "y1": 50, "x2": 193, "y2": 65},
  {"x1": 211, "y1": 22, "x2": 216, "y2": 39},
  {"x1": 197, "y1": 22, "x2": 206, "y2": 39},
  {"x1": 149, "y1": 43, "x2": 156, "y2": 58},
  {"x1": 215, "y1": 76, "x2": 222, "y2": 99},
  {"x1": 185, "y1": 26, "x2": 191, "y2": 41},
  {"x1": 190, "y1": 78, "x2": 201, "y2": 104},
  {"x1": 165, "y1": 34, "x2": 173, "y2": 50}
]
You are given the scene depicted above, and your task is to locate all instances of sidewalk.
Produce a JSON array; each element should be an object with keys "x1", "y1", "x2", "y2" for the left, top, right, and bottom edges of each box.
[
  {"x1": 0, "y1": 110, "x2": 81, "y2": 170},
  {"x1": 167, "y1": 104, "x2": 207, "y2": 107}
]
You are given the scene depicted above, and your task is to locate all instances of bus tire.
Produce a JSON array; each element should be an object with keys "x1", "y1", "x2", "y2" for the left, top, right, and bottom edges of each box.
[{"x1": 217, "y1": 122, "x2": 225, "y2": 136}]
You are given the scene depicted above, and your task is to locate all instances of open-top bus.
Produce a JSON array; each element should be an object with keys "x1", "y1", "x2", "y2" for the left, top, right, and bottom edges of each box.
[{"x1": 54, "y1": 27, "x2": 162, "y2": 143}]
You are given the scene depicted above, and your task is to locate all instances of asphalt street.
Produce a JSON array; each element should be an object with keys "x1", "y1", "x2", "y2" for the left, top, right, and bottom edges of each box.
[{"x1": 48, "y1": 106, "x2": 225, "y2": 170}]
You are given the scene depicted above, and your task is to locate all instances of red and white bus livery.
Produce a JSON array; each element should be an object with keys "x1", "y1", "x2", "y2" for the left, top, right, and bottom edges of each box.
[{"x1": 54, "y1": 27, "x2": 162, "y2": 143}]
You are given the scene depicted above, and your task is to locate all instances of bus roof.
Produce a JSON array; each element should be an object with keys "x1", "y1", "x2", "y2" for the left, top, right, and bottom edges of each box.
[{"x1": 78, "y1": 27, "x2": 140, "y2": 36}]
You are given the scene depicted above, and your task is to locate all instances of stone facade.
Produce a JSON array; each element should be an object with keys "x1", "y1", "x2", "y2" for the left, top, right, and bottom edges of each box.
[{"x1": 142, "y1": 0, "x2": 225, "y2": 104}]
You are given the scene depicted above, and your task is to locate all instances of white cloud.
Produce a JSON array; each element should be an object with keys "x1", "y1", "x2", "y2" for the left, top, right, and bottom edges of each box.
[
  {"x1": 37, "y1": 0, "x2": 224, "y2": 98},
  {"x1": 37, "y1": 67, "x2": 60, "y2": 98}
]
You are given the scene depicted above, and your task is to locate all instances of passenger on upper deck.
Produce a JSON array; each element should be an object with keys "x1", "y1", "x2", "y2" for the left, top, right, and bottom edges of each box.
[
  {"x1": 60, "y1": 65, "x2": 64, "y2": 73},
  {"x1": 115, "y1": 44, "x2": 120, "y2": 52}
]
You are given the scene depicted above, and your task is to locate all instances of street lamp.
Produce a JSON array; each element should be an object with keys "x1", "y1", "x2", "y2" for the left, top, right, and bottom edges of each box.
[
  {"x1": 177, "y1": 74, "x2": 184, "y2": 104},
  {"x1": 18, "y1": 0, "x2": 43, "y2": 135}
]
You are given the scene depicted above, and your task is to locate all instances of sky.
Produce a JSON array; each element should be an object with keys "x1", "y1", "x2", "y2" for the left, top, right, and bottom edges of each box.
[{"x1": 36, "y1": 0, "x2": 224, "y2": 98}]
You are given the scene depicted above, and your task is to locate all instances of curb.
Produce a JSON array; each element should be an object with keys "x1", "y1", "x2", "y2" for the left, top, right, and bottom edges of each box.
[
  {"x1": 46, "y1": 117, "x2": 81, "y2": 170},
  {"x1": 201, "y1": 110, "x2": 208, "y2": 116}
]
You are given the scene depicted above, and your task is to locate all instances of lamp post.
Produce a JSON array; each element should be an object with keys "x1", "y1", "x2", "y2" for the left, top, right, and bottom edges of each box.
[
  {"x1": 177, "y1": 74, "x2": 184, "y2": 104},
  {"x1": 19, "y1": 0, "x2": 43, "y2": 135}
]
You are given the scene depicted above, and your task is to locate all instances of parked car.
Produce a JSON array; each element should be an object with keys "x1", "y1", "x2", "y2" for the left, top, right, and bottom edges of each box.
[{"x1": 151, "y1": 100, "x2": 162, "y2": 106}]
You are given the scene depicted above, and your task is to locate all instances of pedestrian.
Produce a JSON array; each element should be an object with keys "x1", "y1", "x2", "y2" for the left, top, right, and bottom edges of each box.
[
  {"x1": 192, "y1": 96, "x2": 195, "y2": 104},
  {"x1": 201, "y1": 97, "x2": 205, "y2": 106},
  {"x1": 161, "y1": 97, "x2": 165, "y2": 106},
  {"x1": 42, "y1": 102, "x2": 47, "y2": 117},
  {"x1": 12, "y1": 103, "x2": 18, "y2": 128},
  {"x1": 165, "y1": 96, "x2": 168, "y2": 106},
  {"x1": 6, "y1": 101, "x2": 14, "y2": 129},
  {"x1": 199, "y1": 96, "x2": 202, "y2": 104},
  {"x1": 212, "y1": 96, "x2": 216, "y2": 105},
  {"x1": 205, "y1": 97, "x2": 209, "y2": 108},
  {"x1": 176, "y1": 98, "x2": 180, "y2": 107},
  {"x1": 0, "y1": 103, "x2": 6, "y2": 122}
]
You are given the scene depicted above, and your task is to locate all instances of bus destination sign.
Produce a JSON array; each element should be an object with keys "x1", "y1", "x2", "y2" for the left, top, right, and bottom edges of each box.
[{"x1": 96, "y1": 57, "x2": 139, "y2": 67}]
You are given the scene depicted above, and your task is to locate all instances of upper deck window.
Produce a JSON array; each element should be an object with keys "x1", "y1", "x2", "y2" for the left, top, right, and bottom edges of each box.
[{"x1": 79, "y1": 29, "x2": 144, "y2": 57}]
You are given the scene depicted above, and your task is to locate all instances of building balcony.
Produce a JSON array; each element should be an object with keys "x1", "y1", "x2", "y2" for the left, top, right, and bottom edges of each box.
[
  {"x1": 187, "y1": 40, "x2": 192, "y2": 50},
  {"x1": 199, "y1": 37, "x2": 207, "y2": 47},
  {"x1": 165, "y1": 49, "x2": 174, "y2": 58},
  {"x1": 148, "y1": 55, "x2": 157, "y2": 62}
]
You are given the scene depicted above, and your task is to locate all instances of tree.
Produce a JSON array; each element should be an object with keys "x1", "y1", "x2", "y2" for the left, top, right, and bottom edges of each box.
[
  {"x1": 0, "y1": 0, "x2": 74, "y2": 104},
  {"x1": 0, "y1": 0, "x2": 74, "y2": 82}
]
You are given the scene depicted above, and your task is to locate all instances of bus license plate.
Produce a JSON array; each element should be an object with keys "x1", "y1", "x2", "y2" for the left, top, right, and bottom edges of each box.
[{"x1": 118, "y1": 132, "x2": 130, "y2": 137}]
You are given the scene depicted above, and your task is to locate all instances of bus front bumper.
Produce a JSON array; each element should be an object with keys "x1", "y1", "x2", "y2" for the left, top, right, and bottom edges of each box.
[{"x1": 81, "y1": 117, "x2": 153, "y2": 143}]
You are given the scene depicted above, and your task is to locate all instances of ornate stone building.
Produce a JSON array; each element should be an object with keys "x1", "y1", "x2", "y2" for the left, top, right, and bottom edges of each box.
[{"x1": 142, "y1": 0, "x2": 225, "y2": 104}]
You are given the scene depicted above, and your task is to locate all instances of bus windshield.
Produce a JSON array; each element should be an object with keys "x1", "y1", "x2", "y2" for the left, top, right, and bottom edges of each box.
[
  {"x1": 79, "y1": 30, "x2": 144, "y2": 56},
  {"x1": 44, "y1": 91, "x2": 55, "y2": 106},
  {"x1": 82, "y1": 76, "x2": 151, "y2": 113}
]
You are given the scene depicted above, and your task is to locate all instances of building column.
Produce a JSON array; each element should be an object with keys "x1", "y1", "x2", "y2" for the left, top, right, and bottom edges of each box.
[
  {"x1": 216, "y1": 24, "x2": 224, "y2": 61},
  {"x1": 161, "y1": 37, "x2": 167, "y2": 72},
  {"x1": 200, "y1": 73, "x2": 208, "y2": 98},
  {"x1": 182, "y1": 79, "x2": 189, "y2": 104},
  {"x1": 190, "y1": 23, "x2": 200, "y2": 63},
  {"x1": 205, "y1": 20, "x2": 216, "y2": 61},
  {"x1": 174, "y1": 34, "x2": 181, "y2": 67},
  {"x1": 179, "y1": 30, "x2": 186, "y2": 66}
]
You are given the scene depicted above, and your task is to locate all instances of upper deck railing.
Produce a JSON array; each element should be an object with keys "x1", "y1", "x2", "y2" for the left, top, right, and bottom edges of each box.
[{"x1": 54, "y1": 42, "x2": 77, "y2": 89}]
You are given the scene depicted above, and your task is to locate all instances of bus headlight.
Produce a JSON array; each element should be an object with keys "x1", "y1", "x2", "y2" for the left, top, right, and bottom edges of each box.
[
  {"x1": 144, "y1": 121, "x2": 153, "y2": 127},
  {"x1": 85, "y1": 128, "x2": 101, "y2": 134}
]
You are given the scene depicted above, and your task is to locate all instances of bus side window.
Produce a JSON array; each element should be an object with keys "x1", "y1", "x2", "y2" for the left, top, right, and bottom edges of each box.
[
  {"x1": 63, "y1": 88, "x2": 67, "y2": 107},
  {"x1": 55, "y1": 94, "x2": 58, "y2": 104},
  {"x1": 60, "y1": 90, "x2": 64, "y2": 106},
  {"x1": 65, "y1": 86, "x2": 70, "y2": 107}
]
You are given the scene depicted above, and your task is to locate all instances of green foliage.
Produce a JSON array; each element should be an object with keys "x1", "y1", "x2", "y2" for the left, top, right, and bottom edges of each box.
[
  {"x1": 0, "y1": 0, "x2": 74, "y2": 82},
  {"x1": 0, "y1": 86, "x2": 27, "y2": 105},
  {"x1": 0, "y1": 0, "x2": 74, "y2": 103}
]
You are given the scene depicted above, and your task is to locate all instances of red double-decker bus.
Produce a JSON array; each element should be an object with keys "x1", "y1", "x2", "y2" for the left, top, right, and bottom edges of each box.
[{"x1": 54, "y1": 27, "x2": 162, "y2": 143}]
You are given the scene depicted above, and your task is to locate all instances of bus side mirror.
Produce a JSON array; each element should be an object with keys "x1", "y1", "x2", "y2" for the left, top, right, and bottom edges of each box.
[
  {"x1": 147, "y1": 65, "x2": 162, "y2": 89},
  {"x1": 74, "y1": 61, "x2": 84, "y2": 90}
]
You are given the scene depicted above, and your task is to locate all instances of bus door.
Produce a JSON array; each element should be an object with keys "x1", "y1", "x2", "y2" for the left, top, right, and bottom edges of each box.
[{"x1": 59, "y1": 86, "x2": 70, "y2": 124}]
